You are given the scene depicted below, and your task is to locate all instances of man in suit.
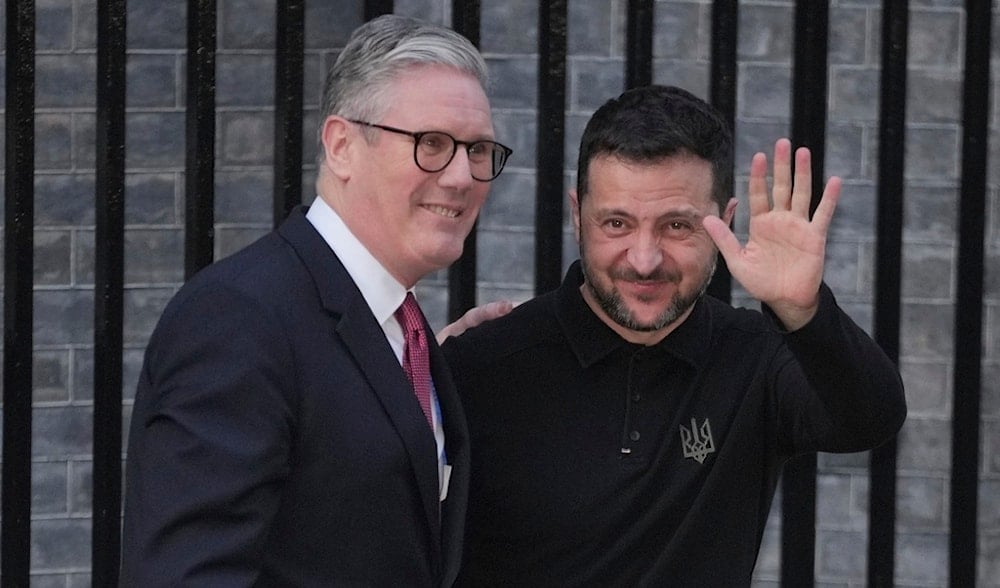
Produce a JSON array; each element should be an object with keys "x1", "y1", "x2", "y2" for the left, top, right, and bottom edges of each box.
[{"x1": 121, "y1": 14, "x2": 512, "y2": 586}]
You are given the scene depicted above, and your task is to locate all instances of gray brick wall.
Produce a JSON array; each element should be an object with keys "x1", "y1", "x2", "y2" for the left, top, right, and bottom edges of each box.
[{"x1": 1, "y1": 0, "x2": 997, "y2": 585}]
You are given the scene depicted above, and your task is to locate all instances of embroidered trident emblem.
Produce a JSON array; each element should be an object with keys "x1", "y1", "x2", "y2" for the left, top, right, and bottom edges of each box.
[{"x1": 680, "y1": 417, "x2": 715, "y2": 463}]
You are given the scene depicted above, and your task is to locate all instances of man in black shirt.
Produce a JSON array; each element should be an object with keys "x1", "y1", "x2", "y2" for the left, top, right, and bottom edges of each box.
[{"x1": 442, "y1": 85, "x2": 906, "y2": 586}]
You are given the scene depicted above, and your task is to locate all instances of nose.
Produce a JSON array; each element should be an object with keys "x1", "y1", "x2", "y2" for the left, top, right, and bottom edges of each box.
[
  {"x1": 438, "y1": 147, "x2": 475, "y2": 191},
  {"x1": 625, "y1": 232, "x2": 663, "y2": 276}
]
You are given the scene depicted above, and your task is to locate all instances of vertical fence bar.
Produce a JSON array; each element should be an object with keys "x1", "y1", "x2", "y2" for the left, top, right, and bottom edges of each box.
[
  {"x1": 706, "y1": 0, "x2": 738, "y2": 303},
  {"x1": 274, "y1": 0, "x2": 305, "y2": 226},
  {"x1": 781, "y1": 2, "x2": 829, "y2": 585},
  {"x1": 789, "y1": 3, "x2": 829, "y2": 215},
  {"x1": 185, "y1": 0, "x2": 217, "y2": 279},
  {"x1": 868, "y1": 1, "x2": 907, "y2": 586},
  {"x1": 364, "y1": 0, "x2": 393, "y2": 20},
  {"x1": 91, "y1": 0, "x2": 128, "y2": 583},
  {"x1": 534, "y1": 0, "x2": 567, "y2": 294},
  {"x1": 448, "y1": 0, "x2": 482, "y2": 322},
  {"x1": 625, "y1": 0, "x2": 653, "y2": 89},
  {"x1": 949, "y1": 0, "x2": 991, "y2": 584},
  {"x1": 2, "y1": 0, "x2": 35, "y2": 584}
]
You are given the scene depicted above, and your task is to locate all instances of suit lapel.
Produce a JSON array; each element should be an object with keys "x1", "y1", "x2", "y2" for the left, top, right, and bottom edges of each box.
[
  {"x1": 428, "y1": 339, "x2": 470, "y2": 585},
  {"x1": 336, "y1": 298, "x2": 442, "y2": 534},
  {"x1": 277, "y1": 207, "x2": 444, "y2": 547}
]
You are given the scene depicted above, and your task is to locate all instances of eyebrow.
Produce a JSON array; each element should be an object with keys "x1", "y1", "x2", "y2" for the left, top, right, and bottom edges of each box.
[
  {"x1": 410, "y1": 124, "x2": 496, "y2": 143},
  {"x1": 591, "y1": 207, "x2": 706, "y2": 221}
]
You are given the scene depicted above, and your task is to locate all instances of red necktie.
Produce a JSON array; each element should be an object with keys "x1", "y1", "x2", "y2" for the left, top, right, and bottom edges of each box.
[{"x1": 395, "y1": 292, "x2": 434, "y2": 428}]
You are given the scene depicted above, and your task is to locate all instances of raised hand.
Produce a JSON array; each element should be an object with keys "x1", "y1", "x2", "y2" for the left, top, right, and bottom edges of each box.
[{"x1": 702, "y1": 138, "x2": 841, "y2": 331}]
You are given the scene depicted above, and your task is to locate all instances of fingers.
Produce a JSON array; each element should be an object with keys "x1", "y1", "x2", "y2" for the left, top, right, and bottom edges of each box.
[
  {"x1": 469, "y1": 300, "x2": 514, "y2": 325},
  {"x1": 811, "y1": 175, "x2": 842, "y2": 234},
  {"x1": 747, "y1": 152, "x2": 770, "y2": 217},
  {"x1": 435, "y1": 300, "x2": 514, "y2": 344},
  {"x1": 771, "y1": 139, "x2": 793, "y2": 211},
  {"x1": 751, "y1": 139, "x2": 824, "y2": 222},
  {"x1": 790, "y1": 146, "x2": 813, "y2": 217}
]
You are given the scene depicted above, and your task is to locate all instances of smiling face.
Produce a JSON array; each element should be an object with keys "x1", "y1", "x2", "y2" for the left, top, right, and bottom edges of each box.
[
  {"x1": 321, "y1": 64, "x2": 495, "y2": 287},
  {"x1": 572, "y1": 154, "x2": 736, "y2": 345}
]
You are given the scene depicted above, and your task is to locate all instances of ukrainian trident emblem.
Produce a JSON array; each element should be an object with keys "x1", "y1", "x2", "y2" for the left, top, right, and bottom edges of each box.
[{"x1": 680, "y1": 417, "x2": 715, "y2": 463}]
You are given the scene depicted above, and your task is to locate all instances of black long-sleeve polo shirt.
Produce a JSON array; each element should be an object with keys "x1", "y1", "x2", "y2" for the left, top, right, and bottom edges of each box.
[{"x1": 443, "y1": 261, "x2": 906, "y2": 587}]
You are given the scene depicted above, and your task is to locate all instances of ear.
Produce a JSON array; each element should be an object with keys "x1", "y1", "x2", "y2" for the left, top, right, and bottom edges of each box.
[
  {"x1": 320, "y1": 115, "x2": 354, "y2": 181},
  {"x1": 569, "y1": 189, "x2": 582, "y2": 242},
  {"x1": 721, "y1": 197, "x2": 738, "y2": 225}
]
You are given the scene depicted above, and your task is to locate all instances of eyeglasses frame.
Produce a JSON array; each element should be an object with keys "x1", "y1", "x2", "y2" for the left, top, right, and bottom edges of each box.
[{"x1": 347, "y1": 119, "x2": 513, "y2": 182}]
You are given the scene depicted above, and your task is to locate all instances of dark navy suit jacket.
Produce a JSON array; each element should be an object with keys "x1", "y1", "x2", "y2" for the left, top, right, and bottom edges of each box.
[{"x1": 122, "y1": 206, "x2": 470, "y2": 587}]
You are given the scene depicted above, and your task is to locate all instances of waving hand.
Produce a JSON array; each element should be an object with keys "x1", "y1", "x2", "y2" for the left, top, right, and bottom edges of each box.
[{"x1": 703, "y1": 139, "x2": 841, "y2": 331}]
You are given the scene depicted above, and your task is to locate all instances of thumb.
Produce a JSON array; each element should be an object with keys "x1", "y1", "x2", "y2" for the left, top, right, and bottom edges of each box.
[{"x1": 702, "y1": 215, "x2": 742, "y2": 265}]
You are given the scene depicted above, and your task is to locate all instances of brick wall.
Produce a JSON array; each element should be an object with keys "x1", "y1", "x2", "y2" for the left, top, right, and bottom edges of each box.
[{"x1": 2, "y1": 0, "x2": 997, "y2": 585}]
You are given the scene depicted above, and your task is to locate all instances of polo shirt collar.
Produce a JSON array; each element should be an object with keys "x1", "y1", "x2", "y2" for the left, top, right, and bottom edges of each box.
[{"x1": 555, "y1": 260, "x2": 714, "y2": 370}]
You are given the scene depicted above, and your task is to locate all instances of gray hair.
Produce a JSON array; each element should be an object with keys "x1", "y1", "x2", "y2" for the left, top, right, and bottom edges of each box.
[{"x1": 318, "y1": 15, "x2": 489, "y2": 150}]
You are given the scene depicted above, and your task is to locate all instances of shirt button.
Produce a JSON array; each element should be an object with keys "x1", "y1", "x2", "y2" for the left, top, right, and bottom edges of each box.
[
  {"x1": 632, "y1": 393, "x2": 641, "y2": 402},
  {"x1": 629, "y1": 430, "x2": 641, "y2": 441}
]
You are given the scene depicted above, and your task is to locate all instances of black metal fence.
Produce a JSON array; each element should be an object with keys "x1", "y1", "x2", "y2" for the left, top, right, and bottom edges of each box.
[{"x1": 1, "y1": 0, "x2": 993, "y2": 586}]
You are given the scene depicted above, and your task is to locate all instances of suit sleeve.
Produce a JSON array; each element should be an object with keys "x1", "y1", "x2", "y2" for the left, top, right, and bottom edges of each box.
[
  {"x1": 121, "y1": 282, "x2": 297, "y2": 587},
  {"x1": 769, "y1": 283, "x2": 907, "y2": 455}
]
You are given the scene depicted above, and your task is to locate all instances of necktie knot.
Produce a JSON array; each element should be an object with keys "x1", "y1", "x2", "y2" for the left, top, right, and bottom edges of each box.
[
  {"x1": 396, "y1": 293, "x2": 433, "y2": 428},
  {"x1": 396, "y1": 292, "x2": 425, "y2": 339}
]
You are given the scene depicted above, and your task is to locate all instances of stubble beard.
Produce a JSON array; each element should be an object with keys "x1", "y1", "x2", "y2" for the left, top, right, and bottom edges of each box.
[{"x1": 580, "y1": 247, "x2": 717, "y2": 333}]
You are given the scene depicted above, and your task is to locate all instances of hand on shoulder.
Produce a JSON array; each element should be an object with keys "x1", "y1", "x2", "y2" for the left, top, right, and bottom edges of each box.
[{"x1": 436, "y1": 300, "x2": 514, "y2": 344}]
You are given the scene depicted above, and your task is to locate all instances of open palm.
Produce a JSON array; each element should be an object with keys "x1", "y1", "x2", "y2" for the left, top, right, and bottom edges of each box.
[{"x1": 703, "y1": 139, "x2": 841, "y2": 331}]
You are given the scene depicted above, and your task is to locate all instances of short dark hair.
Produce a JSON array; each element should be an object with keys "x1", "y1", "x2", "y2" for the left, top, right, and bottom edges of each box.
[{"x1": 576, "y1": 85, "x2": 733, "y2": 212}]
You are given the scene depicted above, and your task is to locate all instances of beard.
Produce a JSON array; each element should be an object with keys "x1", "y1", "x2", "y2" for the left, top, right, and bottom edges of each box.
[{"x1": 580, "y1": 247, "x2": 717, "y2": 333}]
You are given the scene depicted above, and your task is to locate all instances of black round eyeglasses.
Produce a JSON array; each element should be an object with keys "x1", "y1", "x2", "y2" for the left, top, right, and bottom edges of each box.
[{"x1": 348, "y1": 119, "x2": 513, "y2": 182}]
